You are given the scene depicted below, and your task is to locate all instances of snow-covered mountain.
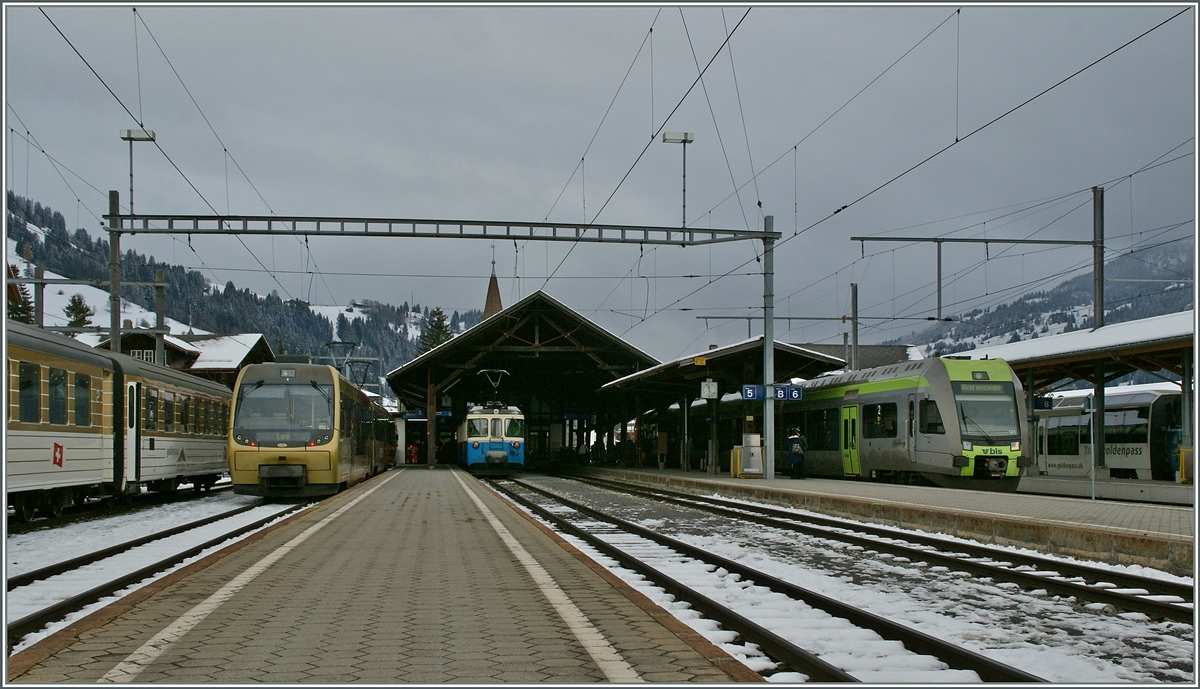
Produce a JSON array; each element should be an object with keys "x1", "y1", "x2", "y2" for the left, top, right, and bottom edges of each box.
[{"x1": 886, "y1": 243, "x2": 1193, "y2": 360}]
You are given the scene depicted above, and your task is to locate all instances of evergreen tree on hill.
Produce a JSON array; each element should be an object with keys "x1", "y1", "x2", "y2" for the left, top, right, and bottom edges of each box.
[
  {"x1": 418, "y1": 307, "x2": 454, "y2": 354},
  {"x1": 63, "y1": 293, "x2": 95, "y2": 335},
  {"x1": 7, "y1": 268, "x2": 35, "y2": 324}
]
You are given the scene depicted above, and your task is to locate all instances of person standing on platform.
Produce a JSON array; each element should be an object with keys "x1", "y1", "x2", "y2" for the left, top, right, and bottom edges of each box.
[{"x1": 786, "y1": 431, "x2": 808, "y2": 479}]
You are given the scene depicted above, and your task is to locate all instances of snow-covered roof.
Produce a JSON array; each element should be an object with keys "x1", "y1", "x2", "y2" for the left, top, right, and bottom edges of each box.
[
  {"x1": 184, "y1": 334, "x2": 272, "y2": 370},
  {"x1": 964, "y1": 310, "x2": 1193, "y2": 364},
  {"x1": 602, "y1": 336, "x2": 843, "y2": 390}
]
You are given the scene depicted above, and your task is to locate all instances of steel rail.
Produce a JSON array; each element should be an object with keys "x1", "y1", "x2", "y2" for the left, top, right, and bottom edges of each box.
[
  {"x1": 501, "y1": 478, "x2": 1045, "y2": 683},
  {"x1": 484, "y1": 479, "x2": 857, "y2": 682},
  {"x1": 7, "y1": 502, "x2": 263, "y2": 590},
  {"x1": 6, "y1": 504, "x2": 308, "y2": 645},
  {"x1": 573, "y1": 474, "x2": 1194, "y2": 622}
]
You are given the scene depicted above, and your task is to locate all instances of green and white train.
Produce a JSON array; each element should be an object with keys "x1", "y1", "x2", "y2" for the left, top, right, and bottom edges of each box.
[{"x1": 785, "y1": 357, "x2": 1031, "y2": 489}]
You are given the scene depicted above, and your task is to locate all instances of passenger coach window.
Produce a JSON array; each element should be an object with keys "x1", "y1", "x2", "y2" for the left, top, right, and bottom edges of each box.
[
  {"x1": 467, "y1": 418, "x2": 488, "y2": 437},
  {"x1": 19, "y1": 362, "x2": 40, "y2": 423},
  {"x1": 862, "y1": 403, "x2": 897, "y2": 438},
  {"x1": 920, "y1": 400, "x2": 945, "y2": 434},
  {"x1": 74, "y1": 373, "x2": 91, "y2": 426},
  {"x1": 163, "y1": 392, "x2": 175, "y2": 433},
  {"x1": 180, "y1": 397, "x2": 190, "y2": 433},
  {"x1": 48, "y1": 368, "x2": 68, "y2": 425},
  {"x1": 145, "y1": 390, "x2": 159, "y2": 431}
]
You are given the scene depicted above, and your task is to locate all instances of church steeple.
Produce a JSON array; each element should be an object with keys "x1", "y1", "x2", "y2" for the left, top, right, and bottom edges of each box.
[{"x1": 483, "y1": 257, "x2": 503, "y2": 320}]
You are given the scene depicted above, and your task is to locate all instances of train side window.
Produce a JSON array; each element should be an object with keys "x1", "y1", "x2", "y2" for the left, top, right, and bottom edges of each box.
[
  {"x1": 145, "y1": 389, "x2": 159, "y2": 431},
  {"x1": 74, "y1": 373, "x2": 91, "y2": 426},
  {"x1": 162, "y1": 392, "x2": 175, "y2": 433},
  {"x1": 48, "y1": 367, "x2": 68, "y2": 425},
  {"x1": 804, "y1": 408, "x2": 837, "y2": 451},
  {"x1": 862, "y1": 403, "x2": 897, "y2": 438},
  {"x1": 1047, "y1": 416, "x2": 1081, "y2": 455},
  {"x1": 180, "y1": 397, "x2": 190, "y2": 433},
  {"x1": 202, "y1": 400, "x2": 211, "y2": 435},
  {"x1": 919, "y1": 400, "x2": 945, "y2": 434},
  {"x1": 19, "y1": 363, "x2": 40, "y2": 423}
]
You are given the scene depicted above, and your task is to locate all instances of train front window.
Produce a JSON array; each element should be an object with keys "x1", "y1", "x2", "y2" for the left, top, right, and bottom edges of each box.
[
  {"x1": 490, "y1": 418, "x2": 503, "y2": 438},
  {"x1": 466, "y1": 418, "x2": 488, "y2": 438},
  {"x1": 505, "y1": 418, "x2": 525, "y2": 438},
  {"x1": 233, "y1": 380, "x2": 334, "y2": 444},
  {"x1": 952, "y1": 382, "x2": 1020, "y2": 440}
]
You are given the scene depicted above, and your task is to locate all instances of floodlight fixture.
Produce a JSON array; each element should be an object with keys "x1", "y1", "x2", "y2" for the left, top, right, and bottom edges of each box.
[
  {"x1": 119, "y1": 129, "x2": 156, "y2": 215},
  {"x1": 662, "y1": 132, "x2": 695, "y2": 226},
  {"x1": 120, "y1": 129, "x2": 156, "y2": 141}
]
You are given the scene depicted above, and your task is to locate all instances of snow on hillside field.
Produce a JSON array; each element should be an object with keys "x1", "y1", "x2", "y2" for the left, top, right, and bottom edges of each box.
[{"x1": 7, "y1": 235, "x2": 208, "y2": 340}]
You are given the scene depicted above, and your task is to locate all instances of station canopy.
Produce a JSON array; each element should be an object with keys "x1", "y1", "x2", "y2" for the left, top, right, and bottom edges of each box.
[
  {"x1": 964, "y1": 310, "x2": 1194, "y2": 393},
  {"x1": 385, "y1": 290, "x2": 659, "y2": 416},
  {"x1": 601, "y1": 336, "x2": 845, "y2": 409}
]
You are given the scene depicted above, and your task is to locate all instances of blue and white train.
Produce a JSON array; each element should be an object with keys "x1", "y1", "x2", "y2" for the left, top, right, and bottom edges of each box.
[{"x1": 458, "y1": 404, "x2": 525, "y2": 474}]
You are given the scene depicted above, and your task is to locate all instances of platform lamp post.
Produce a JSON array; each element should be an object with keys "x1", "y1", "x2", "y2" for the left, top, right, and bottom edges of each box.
[
  {"x1": 109, "y1": 129, "x2": 155, "y2": 356},
  {"x1": 662, "y1": 132, "x2": 694, "y2": 227}
]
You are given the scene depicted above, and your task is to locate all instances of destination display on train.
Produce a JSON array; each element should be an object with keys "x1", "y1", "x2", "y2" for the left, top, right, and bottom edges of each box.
[{"x1": 955, "y1": 382, "x2": 1007, "y2": 394}]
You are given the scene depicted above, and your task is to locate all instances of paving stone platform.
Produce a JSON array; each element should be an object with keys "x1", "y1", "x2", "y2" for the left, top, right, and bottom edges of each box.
[
  {"x1": 583, "y1": 467, "x2": 1195, "y2": 576},
  {"x1": 8, "y1": 467, "x2": 762, "y2": 683}
]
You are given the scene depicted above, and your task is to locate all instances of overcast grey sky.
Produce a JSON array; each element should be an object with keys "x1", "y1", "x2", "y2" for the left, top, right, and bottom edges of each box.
[{"x1": 4, "y1": 3, "x2": 1195, "y2": 361}]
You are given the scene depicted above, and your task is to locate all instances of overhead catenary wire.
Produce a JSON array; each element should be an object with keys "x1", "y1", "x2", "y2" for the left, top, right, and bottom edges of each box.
[
  {"x1": 131, "y1": 8, "x2": 342, "y2": 306},
  {"x1": 618, "y1": 8, "x2": 1191, "y2": 337},
  {"x1": 541, "y1": 7, "x2": 753, "y2": 291},
  {"x1": 39, "y1": 7, "x2": 299, "y2": 304},
  {"x1": 679, "y1": 7, "x2": 751, "y2": 234}
]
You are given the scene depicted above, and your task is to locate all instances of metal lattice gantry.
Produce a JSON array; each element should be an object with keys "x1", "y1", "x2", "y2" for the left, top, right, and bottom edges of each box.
[
  {"x1": 102, "y1": 194, "x2": 785, "y2": 477},
  {"x1": 103, "y1": 212, "x2": 779, "y2": 247}
]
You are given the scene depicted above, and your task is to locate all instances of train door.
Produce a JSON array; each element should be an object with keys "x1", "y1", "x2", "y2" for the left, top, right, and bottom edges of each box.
[
  {"x1": 840, "y1": 404, "x2": 860, "y2": 476},
  {"x1": 124, "y1": 381, "x2": 141, "y2": 488}
]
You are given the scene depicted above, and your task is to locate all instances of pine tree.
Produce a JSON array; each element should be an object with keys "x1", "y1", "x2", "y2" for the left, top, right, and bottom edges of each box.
[
  {"x1": 63, "y1": 293, "x2": 95, "y2": 335},
  {"x1": 7, "y1": 279, "x2": 35, "y2": 324},
  {"x1": 418, "y1": 307, "x2": 454, "y2": 354}
]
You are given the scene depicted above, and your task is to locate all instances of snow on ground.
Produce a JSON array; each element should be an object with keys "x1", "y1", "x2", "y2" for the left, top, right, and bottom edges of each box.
[
  {"x1": 5, "y1": 476, "x2": 1193, "y2": 682},
  {"x1": 505, "y1": 478, "x2": 1195, "y2": 684},
  {"x1": 5, "y1": 491, "x2": 307, "y2": 655}
]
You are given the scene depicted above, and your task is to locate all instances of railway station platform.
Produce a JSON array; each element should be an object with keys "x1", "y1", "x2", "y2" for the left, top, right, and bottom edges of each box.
[
  {"x1": 580, "y1": 467, "x2": 1195, "y2": 577},
  {"x1": 7, "y1": 467, "x2": 762, "y2": 684}
]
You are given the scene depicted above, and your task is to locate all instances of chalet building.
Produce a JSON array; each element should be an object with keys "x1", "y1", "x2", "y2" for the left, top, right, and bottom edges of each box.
[{"x1": 97, "y1": 331, "x2": 275, "y2": 389}]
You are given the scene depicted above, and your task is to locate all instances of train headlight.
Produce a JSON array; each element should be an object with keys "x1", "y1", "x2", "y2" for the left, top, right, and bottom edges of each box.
[
  {"x1": 1010, "y1": 441, "x2": 1020, "y2": 452},
  {"x1": 511, "y1": 441, "x2": 521, "y2": 449},
  {"x1": 961, "y1": 440, "x2": 973, "y2": 452},
  {"x1": 235, "y1": 433, "x2": 256, "y2": 446},
  {"x1": 309, "y1": 432, "x2": 332, "y2": 447},
  {"x1": 472, "y1": 441, "x2": 479, "y2": 448}
]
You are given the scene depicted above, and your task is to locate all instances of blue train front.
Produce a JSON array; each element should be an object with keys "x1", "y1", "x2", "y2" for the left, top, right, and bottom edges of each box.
[{"x1": 459, "y1": 405, "x2": 525, "y2": 474}]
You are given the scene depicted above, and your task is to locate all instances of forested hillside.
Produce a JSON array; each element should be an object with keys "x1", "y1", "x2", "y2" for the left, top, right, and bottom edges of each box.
[
  {"x1": 884, "y1": 241, "x2": 1193, "y2": 360},
  {"x1": 6, "y1": 192, "x2": 481, "y2": 374}
]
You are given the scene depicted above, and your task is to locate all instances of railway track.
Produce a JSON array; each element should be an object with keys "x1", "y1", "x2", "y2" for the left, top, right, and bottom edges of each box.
[
  {"x1": 6, "y1": 484, "x2": 235, "y2": 534},
  {"x1": 5, "y1": 501, "x2": 309, "y2": 649},
  {"x1": 488, "y1": 476, "x2": 1047, "y2": 683},
  {"x1": 572, "y1": 474, "x2": 1194, "y2": 623}
]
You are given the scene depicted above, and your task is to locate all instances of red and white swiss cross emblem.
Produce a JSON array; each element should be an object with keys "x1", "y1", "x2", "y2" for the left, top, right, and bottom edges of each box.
[{"x1": 52, "y1": 443, "x2": 64, "y2": 467}]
